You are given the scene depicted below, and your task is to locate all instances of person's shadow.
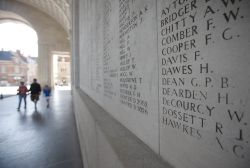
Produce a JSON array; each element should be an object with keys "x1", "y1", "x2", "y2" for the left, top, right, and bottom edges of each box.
[
  {"x1": 18, "y1": 109, "x2": 27, "y2": 122},
  {"x1": 32, "y1": 110, "x2": 45, "y2": 125}
]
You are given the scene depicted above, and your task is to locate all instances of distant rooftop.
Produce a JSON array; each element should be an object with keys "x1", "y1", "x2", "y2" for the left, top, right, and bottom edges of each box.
[
  {"x1": 27, "y1": 56, "x2": 37, "y2": 64},
  {"x1": 0, "y1": 51, "x2": 12, "y2": 60}
]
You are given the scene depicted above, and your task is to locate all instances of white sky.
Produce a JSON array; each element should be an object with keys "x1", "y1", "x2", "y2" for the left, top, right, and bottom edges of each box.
[{"x1": 0, "y1": 22, "x2": 38, "y2": 57}]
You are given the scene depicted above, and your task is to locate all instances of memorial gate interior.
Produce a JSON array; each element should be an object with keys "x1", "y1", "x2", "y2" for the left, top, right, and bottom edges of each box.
[{"x1": 73, "y1": 0, "x2": 250, "y2": 167}]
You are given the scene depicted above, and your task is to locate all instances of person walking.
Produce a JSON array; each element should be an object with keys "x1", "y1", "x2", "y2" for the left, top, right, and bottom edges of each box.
[
  {"x1": 43, "y1": 85, "x2": 51, "y2": 108},
  {"x1": 29, "y1": 78, "x2": 41, "y2": 110},
  {"x1": 17, "y1": 81, "x2": 28, "y2": 111}
]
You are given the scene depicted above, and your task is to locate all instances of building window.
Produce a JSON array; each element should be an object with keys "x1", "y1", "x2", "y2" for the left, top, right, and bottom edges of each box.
[
  {"x1": 1, "y1": 66, "x2": 6, "y2": 73},
  {"x1": 15, "y1": 67, "x2": 20, "y2": 73}
]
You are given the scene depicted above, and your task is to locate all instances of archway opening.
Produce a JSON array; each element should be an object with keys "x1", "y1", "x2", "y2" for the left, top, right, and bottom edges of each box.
[
  {"x1": 52, "y1": 52, "x2": 71, "y2": 90},
  {"x1": 0, "y1": 20, "x2": 38, "y2": 96}
]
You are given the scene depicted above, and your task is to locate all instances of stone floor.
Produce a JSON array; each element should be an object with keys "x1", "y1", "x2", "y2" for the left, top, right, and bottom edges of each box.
[{"x1": 0, "y1": 90, "x2": 83, "y2": 168}]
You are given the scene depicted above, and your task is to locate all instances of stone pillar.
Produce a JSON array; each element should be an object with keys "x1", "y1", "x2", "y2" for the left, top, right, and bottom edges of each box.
[
  {"x1": 71, "y1": 0, "x2": 80, "y2": 88},
  {"x1": 37, "y1": 42, "x2": 51, "y2": 87}
]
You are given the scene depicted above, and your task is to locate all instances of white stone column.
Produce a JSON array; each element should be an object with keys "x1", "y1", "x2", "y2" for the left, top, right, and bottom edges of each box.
[
  {"x1": 71, "y1": 0, "x2": 80, "y2": 88},
  {"x1": 37, "y1": 42, "x2": 51, "y2": 87}
]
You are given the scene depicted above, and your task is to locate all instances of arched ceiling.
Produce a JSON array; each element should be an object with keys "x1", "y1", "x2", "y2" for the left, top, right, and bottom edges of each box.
[
  {"x1": 15, "y1": 0, "x2": 72, "y2": 33},
  {"x1": 0, "y1": 10, "x2": 31, "y2": 25}
]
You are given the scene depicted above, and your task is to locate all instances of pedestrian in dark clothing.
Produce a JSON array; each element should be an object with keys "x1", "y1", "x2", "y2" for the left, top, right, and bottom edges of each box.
[
  {"x1": 17, "y1": 81, "x2": 28, "y2": 111},
  {"x1": 29, "y1": 78, "x2": 41, "y2": 110},
  {"x1": 43, "y1": 85, "x2": 51, "y2": 108}
]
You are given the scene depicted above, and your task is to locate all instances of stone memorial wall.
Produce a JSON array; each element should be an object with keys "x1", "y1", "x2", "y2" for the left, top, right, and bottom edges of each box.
[
  {"x1": 158, "y1": 0, "x2": 250, "y2": 167},
  {"x1": 78, "y1": 0, "x2": 250, "y2": 167}
]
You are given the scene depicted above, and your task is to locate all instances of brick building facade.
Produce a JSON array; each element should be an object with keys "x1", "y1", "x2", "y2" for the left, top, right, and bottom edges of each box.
[{"x1": 0, "y1": 50, "x2": 36, "y2": 86}]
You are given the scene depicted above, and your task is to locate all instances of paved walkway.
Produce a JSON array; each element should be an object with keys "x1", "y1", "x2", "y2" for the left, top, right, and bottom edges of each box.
[{"x1": 0, "y1": 90, "x2": 83, "y2": 168}]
